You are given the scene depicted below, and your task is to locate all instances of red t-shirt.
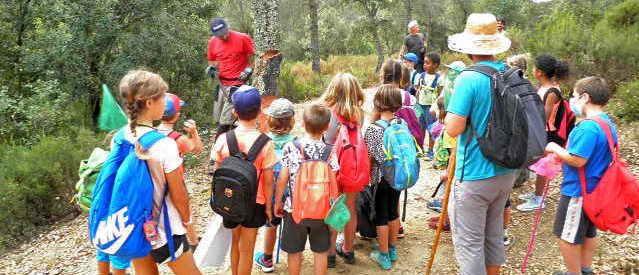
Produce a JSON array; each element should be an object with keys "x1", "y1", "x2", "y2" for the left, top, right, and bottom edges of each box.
[{"x1": 207, "y1": 31, "x2": 255, "y2": 86}]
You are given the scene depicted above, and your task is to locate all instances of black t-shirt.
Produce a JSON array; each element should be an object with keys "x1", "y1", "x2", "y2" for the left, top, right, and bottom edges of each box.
[{"x1": 404, "y1": 33, "x2": 425, "y2": 55}]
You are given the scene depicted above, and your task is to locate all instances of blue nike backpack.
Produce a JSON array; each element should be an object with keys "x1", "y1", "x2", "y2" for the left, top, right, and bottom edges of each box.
[
  {"x1": 375, "y1": 119, "x2": 422, "y2": 191},
  {"x1": 89, "y1": 129, "x2": 173, "y2": 259}
]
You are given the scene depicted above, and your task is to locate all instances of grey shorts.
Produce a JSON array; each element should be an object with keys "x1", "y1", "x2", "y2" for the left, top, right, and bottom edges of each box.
[
  {"x1": 449, "y1": 172, "x2": 515, "y2": 275},
  {"x1": 281, "y1": 212, "x2": 331, "y2": 254},
  {"x1": 553, "y1": 195, "x2": 597, "y2": 244},
  {"x1": 213, "y1": 86, "x2": 237, "y2": 125}
]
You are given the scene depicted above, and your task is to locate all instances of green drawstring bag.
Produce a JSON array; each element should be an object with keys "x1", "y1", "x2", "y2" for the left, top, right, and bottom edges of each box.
[
  {"x1": 324, "y1": 194, "x2": 351, "y2": 232},
  {"x1": 98, "y1": 84, "x2": 128, "y2": 131},
  {"x1": 73, "y1": 148, "x2": 110, "y2": 212}
]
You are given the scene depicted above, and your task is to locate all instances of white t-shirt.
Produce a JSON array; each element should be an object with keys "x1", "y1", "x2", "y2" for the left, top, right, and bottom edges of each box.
[{"x1": 121, "y1": 126, "x2": 185, "y2": 249}]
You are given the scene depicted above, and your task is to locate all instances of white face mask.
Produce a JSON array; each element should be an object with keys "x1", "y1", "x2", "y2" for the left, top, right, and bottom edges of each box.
[{"x1": 569, "y1": 95, "x2": 585, "y2": 116}]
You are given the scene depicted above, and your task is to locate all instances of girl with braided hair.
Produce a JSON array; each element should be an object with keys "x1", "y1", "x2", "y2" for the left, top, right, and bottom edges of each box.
[{"x1": 118, "y1": 70, "x2": 201, "y2": 275}]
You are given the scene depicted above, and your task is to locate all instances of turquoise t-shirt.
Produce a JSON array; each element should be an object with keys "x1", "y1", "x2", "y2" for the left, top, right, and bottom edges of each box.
[
  {"x1": 446, "y1": 61, "x2": 514, "y2": 181},
  {"x1": 561, "y1": 114, "x2": 617, "y2": 197}
]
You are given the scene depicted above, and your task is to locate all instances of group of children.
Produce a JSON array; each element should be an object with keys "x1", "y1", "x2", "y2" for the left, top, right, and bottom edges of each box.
[{"x1": 96, "y1": 42, "x2": 618, "y2": 275}]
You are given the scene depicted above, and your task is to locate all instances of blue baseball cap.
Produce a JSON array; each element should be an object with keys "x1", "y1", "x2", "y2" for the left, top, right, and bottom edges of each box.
[
  {"x1": 209, "y1": 18, "x2": 228, "y2": 37},
  {"x1": 402, "y1": 53, "x2": 419, "y2": 63},
  {"x1": 232, "y1": 85, "x2": 262, "y2": 116},
  {"x1": 163, "y1": 93, "x2": 184, "y2": 118}
]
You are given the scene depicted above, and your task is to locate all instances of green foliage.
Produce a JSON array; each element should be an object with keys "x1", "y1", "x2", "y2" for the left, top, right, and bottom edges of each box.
[
  {"x1": 279, "y1": 55, "x2": 379, "y2": 102},
  {"x1": 0, "y1": 128, "x2": 102, "y2": 251},
  {"x1": 610, "y1": 80, "x2": 639, "y2": 122}
]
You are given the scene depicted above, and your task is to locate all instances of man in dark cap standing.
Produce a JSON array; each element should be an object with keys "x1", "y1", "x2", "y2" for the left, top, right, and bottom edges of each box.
[{"x1": 206, "y1": 18, "x2": 255, "y2": 138}]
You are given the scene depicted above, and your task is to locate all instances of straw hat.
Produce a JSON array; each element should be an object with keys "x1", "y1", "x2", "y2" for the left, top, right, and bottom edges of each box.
[{"x1": 448, "y1": 13, "x2": 511, "y2": 55}]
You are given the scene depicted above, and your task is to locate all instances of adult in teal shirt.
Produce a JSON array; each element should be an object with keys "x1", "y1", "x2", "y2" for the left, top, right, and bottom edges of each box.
[{"x1": 444, "y1": 13, "x2": 514, "y2": 275}]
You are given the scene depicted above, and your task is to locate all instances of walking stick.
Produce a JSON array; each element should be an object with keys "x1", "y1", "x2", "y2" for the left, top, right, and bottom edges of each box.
[
  {"x1": 520, "y1": 177, "x2": 551, "y2": 273},
  {"x1": 425, "y1": 150, "x2": 456, "y2": 275}
]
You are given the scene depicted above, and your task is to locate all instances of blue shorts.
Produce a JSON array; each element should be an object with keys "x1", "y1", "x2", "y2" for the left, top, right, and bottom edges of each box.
[
  {"x1": 96, "y1": 250, "x2": 131, "y2": 270},
  {"x1": 418, "y1": 104, "x2": 437, "y2": 131}
]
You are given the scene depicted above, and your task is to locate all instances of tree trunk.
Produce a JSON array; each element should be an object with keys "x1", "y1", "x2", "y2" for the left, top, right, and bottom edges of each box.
[
  {"x1": 251, "y1": 0, "x2": 282, "y2": 96},
  {"x1": 372, "y1": 26, "x2": 384, "y2": 72},
  {"x1": 309, "y1": 0, "x2": 320, "y2": 73}
]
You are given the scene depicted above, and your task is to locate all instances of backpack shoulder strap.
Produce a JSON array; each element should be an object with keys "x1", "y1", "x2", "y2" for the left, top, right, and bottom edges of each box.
[
  {"x1": 543, "y1": 87, "x2": 562, "y2": 102},
  {"x1": 374, "y1": 119, "x2": 389, "y2": 129},
  {"x1": 292, "y1": 138, "x2": 310, "y2": 160},
  {"x1": 464, "y1": 65, "x2": 499, "y2": 77},
  {"x1": 431, "y1": 73, "x2": 440, "y2": 88},
  {"x1": 587, "y1": 116, "x2": 618, "y2": 160},
  {"x1": 138, "y1": 130, "x2": 166, "y2": 151},
  {"x1": 167, "y1": 130, "x2": 183, "y2": 141},
  {"x1": 246, "y1": 133, "x2": 271, "y2": 163},
  {"x1": 226, "y1": 130, "x2": 243, "y2": 158}
]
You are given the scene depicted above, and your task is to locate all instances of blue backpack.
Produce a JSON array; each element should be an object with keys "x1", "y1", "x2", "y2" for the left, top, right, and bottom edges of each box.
[
  {"x1": 270, "y1": 134, "x2": 297, "y2": 203},
  {"x1": 374, "y1": 119, "x2": 422, "y2": 191},
  {"x1": 89, "y1": 129, "x2": 174, "y2": 260}
]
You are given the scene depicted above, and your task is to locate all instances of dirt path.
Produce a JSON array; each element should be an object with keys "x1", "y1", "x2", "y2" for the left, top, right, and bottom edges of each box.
[{"x1": 1, "y1": 89, "x2": 639, "y2": 274}]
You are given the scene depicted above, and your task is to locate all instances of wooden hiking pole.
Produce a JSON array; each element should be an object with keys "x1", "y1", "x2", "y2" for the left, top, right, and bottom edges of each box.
[{"x1": 425, "y1": 150, "x2": 456, "y2": 275}]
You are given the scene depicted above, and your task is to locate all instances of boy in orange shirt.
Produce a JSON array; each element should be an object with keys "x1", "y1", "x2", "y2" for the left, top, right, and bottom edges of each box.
[{"x1": 210, "y1": 85, "x2": 277, "y2": 275}]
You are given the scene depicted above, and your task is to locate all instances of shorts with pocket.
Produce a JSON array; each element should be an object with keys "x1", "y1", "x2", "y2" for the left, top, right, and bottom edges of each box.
[
  {"x1": 281, "y1": 212, "x2": 331, "y2": 254},
  {"x1": 553, "y1": 195, "x2": 597, "y2": 244},
  {"x1": 96, "y1": 250, "x2": 131, "y2": 270},
  {"x1": 223, "y1": 203, "x2": 267, "y2": 229},
  {"x1": 374, "y1": 179, "x2": 401, "y2": 226},
  {"x1": 151, "y1": 234, "x2": 191, "y2": 264}
]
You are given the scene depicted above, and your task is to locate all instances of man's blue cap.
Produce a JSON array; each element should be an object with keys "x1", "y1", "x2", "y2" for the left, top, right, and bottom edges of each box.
[
  {"x1": 209, "y1": 18, "x2": 228, "y2": 37},
  {"x1": 232, "y1": 85, "x2": 262, "y2": 115},
  {"x1": 402, "y1": 53, "x2": 419, "y2": 63}
]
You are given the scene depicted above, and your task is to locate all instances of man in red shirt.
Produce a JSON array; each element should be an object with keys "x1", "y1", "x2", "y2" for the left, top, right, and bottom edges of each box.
[{"x1": 207, "y1": 18, "x2": 255, "y2": 138}]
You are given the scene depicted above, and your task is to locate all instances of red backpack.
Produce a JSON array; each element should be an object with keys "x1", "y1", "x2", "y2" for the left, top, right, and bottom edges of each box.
[
  {"x1": 290, "y1": 140, "x2": 339, "y2": 223},
  {"x1": 580, "y1": 116, "x2": 639, "y2": 234},
  {"x1": 395, "y1": 92, "x2": 425, "y2": 148},
  {"x1": 333, "y1": 114, "x2": 370, "y2": 192},
  {"x1": 544, "y1": 88, "x2": 576, "y2": 144}
]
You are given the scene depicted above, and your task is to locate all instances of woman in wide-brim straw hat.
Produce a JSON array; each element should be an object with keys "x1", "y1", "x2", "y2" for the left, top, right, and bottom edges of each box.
[
  {"x1": 442, "y1": 13, "x2": 516, "y2": 275},
  {"x1": 447, "y1": 13, "x2": 511, "y2": 55}
]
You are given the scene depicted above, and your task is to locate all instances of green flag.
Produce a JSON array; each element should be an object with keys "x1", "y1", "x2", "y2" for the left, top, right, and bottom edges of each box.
[{"x1": 98, "y1": 84, "x2": 128, "y2": 131}]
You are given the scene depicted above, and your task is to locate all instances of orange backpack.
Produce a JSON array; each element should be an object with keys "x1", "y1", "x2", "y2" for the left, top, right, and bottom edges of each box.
[{"x1": 291, "y1": 141, "x2": 339, "y2": 224}]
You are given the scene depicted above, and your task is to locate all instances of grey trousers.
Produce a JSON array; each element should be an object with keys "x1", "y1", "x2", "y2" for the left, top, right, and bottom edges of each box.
[{"x1": 449, "y1": 172, "x2": 515, "y2": 275}]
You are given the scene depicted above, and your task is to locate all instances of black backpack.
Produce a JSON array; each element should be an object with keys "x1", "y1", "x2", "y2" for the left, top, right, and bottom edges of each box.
[
  {"x1": 356, "y1": 184, "x2": 377, "y2": 238},
  {"x1": 211, "y1": 131, "x2": 270, "y2": 223},
  {"x1": 464, "y1": 65, "x2": 546, "y2": 169}
]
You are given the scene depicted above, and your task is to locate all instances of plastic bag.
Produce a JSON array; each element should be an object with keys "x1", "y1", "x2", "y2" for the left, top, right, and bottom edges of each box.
[
  {"x1": 193, "y1": 214, "x2": 231, "y2": 268},
  {"x1": 529, "y1": 154, "x2": 562, "y2": 179},
  {"x1": 324, "y1": 194, "x2": 351, "y2": 232}
]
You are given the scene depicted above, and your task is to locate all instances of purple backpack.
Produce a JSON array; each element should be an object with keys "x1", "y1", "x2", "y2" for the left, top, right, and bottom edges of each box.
[{"x1": 395, "y1": 93, "x2": 425, "y2": 148}]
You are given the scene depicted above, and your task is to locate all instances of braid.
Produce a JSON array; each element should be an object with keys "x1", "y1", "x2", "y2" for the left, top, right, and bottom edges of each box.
[{"x1": 127, "y1": 102, "x2": 138, "y2": 137}]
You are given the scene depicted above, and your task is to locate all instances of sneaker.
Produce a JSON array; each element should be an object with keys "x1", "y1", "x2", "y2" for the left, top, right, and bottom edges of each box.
[
  {"x1": 327, "y1": 254, "x2": 336, "y2": 268},
  {"x1": 517, "y1": 192, "x2": 535, "y2": 201},
  {"x1": 423, "y1": 150, "x2": 434, "y2": 161},
  {"x1": 398, "y1": 225, "x2": 405, "y2": 239},
  {"x1": 388, "y1": 245, "x2": 398, "y2": 262},
  {"x1": 254, "y1": 252, "x2": 274, "y2": 273},
  {"x1": 428, "y1": 220, "x2": 450, "y2": 232},
  {"x1": 552, "y1": 271, "x2": 579, "y2": 275},
  {"x1": 516, "y1": 197, "x2": 544, "y2": 212},
  {"x1": 336, "y1": 244, "x2": 355, "y2": 264},
  {"x1": 427, "y1": 201, "x2": 442, "y2": 213},
  {"x1": 581, "y1": 270, "x2": 595, "y2": 275},
  {"x1": 370, "y1": 248, "x2": 392, "y2": 270},
  {"x1": 504, "y1": 235, "x2": 514, "y2": 246}
]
